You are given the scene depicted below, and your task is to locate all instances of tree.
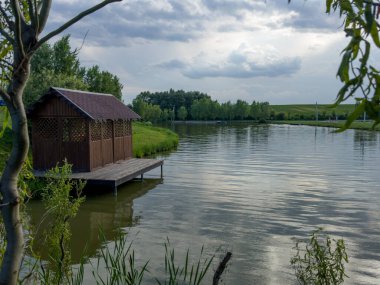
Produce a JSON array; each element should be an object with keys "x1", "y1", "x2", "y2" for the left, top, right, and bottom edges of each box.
[
  {"x1": 24, "y1": 69, "x2": 88, "y2": 106},
  {"x1": 0, "y1": 1, "x2": 121, "y2": 284},
  {"x1": 51, "y1": 35, "x2": 82, "y2": 76},
  {"x1": 177, "y1": 106, "x2": 188, "y2": 121},
  {"x1": 85, "y1": 65, "x2": 123, "y2": 100},
  {"x1": 24, "y1": 35, "x2": 123, "y2": 106},
  {"x1": 234, "y1": 99, "x2": 250, "y2": 120}
]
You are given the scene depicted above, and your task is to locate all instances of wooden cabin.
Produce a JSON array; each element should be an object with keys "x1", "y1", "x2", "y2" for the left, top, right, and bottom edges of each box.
[{"x1": 28, "y1": 87, "x2": 140, "y2": 172}]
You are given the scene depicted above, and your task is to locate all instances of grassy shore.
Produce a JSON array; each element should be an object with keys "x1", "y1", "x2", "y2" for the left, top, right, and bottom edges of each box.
[
  {"x1": 272, "y1": 120, "x2": 380, "y2": 131},
  {"x1": 133, "y1": 122, "x2": 178, "y2": 157}
]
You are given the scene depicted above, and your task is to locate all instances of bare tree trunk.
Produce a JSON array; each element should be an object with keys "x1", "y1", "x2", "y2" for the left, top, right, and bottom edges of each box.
[{"x1": 0, "y1": 59, "x2": 30, "y2": 285}]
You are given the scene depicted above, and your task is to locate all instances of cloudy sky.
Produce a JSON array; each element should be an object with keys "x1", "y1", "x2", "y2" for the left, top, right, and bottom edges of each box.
[{"x1": 46, "y1": 0, "x2": 348, "y2": 104}]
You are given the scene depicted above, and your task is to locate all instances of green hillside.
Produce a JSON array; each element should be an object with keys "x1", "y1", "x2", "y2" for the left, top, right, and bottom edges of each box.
[{"x1": 270, "y1": 104, "x2": 355, "y2": 120}]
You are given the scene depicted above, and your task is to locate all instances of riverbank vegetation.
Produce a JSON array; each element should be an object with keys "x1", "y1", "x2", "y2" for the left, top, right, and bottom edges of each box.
[
  {"x1": 132, "y1": 91, "x2": 366, "y2": 125},
  {"x1": 133, "y1": 122, "x2": 178, "y2": 157}
]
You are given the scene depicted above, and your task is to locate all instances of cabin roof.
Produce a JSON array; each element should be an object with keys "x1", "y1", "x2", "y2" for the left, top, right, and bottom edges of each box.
[{"x1": 28, "y1": 87, "x2": 141, "y2": 121}]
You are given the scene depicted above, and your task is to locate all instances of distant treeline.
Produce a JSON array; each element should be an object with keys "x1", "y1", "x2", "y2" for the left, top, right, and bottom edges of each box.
[{"x1": 132, "y1": 89, "x2": 271, "y2": 122}]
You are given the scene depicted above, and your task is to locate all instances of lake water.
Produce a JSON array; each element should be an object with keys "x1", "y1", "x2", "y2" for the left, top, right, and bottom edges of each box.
[{"x1": 27, "y1": 123, "x2": 380, "y2": 284}]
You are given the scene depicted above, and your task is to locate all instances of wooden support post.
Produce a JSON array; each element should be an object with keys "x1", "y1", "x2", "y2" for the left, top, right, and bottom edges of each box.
[
  {"x1": 160, "y1": 164, "x2": 163, "y2": 179},
  {"x1": 113, "y1": 184, "x2": 117, "y2": 196},
  {"x1": 140, "y1": 174, "x2": 143, "y2": 181}
]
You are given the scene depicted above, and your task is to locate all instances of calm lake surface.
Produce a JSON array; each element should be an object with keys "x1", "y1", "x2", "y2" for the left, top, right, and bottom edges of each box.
[{"x1": 27, "y1": 123, "x2": 380, "y2": 284}]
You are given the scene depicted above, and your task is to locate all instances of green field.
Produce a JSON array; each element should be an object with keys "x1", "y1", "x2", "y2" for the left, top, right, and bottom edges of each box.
[
  {"x1": 271, "y1": 104, "x2": 355, "y2": 120},
  {"x1": 272, "y1": 120, "x2": 380, "y2": 131}
]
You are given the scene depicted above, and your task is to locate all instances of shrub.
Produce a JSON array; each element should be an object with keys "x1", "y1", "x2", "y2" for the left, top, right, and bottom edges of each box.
[{"x1": 291, "y1": 228, "x2": 348, "y2": 285}]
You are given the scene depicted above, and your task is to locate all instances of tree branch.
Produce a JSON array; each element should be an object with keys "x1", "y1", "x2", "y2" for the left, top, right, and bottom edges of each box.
[
  {"x1": 37, "y1": 0, "x2": 51, "y2": 33},
  {"x1": 0, "y1": 4, "x2": 13, "y2": 28},
  {"x1": 0, "y1": 58, "x2": 13, "y2": 69},
  {"x1": 26, "y1": 0, "x2": 37, "y2": 28},
  {"x1": 36, "y1": 0, "x2": 122, "y2": 49},
  {"x1": 0, "y1": 88, "x2": 11, "y2": 104},
  {"x1": 10, "y1": 0, "x2": 26, "y2": 56},
  {"x1": 0, "y1": 27, "x2": 14, "y2": 43}
]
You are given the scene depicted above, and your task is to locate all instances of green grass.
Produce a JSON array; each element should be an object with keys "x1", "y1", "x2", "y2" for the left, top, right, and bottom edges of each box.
[
  {"x1": 133, "y1": 122, "x2": 178, "y2": 158},
  {"x1": 272, "y1": 120, "x2": 380, "y2": 131},
  {"x1": 271, "y1": 104, "x2": 355, "y2": 118}
]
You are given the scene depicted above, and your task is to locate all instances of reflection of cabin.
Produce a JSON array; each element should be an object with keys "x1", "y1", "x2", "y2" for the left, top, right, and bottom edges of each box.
[{"x1": 28, "y1": 87, "x2": 140, "y2": 172}]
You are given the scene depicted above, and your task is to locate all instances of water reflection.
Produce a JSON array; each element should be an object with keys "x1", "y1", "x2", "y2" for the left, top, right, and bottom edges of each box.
[
  {"x1": 27, "y1": 179, "x2": 161, "y2": 262},
  {"x1": 354, "y1": 130, "x2": 379, "y2": 157},
  {"x1": 25, "y1": 123, "x2": 380, "y2": 284}
]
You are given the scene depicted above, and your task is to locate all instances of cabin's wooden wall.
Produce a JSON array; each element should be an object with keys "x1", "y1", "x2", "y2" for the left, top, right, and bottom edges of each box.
[
  {"x1": 33, "y1": 97, "x2": 81, "y2": 117},
  {"x1": 32, "y1": 97, "x2": 135, "y2": 172},
  {"x1": 32, "y1": 117, "x2": 90, "y2": 172},
  {"x1": 89, "y1": 120, "x2": 133, "y2": 171}
]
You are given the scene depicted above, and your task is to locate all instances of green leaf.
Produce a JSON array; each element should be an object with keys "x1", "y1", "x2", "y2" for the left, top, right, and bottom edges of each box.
[
  {"x1": 370, "y1": 19, "x2": 380, "y2": 48},
  {"x1": 337, "y1": 51, "x2": 351, "y2": 82},
  {"x1": 364, "y1": 2, "x2": 374, "y2": 34},
  {"x1": 337, "y1": 99, "x2": 366, "y2": 132},
  {"x1": 326, "y1": 0, "x2": 333, "y2": 13}
]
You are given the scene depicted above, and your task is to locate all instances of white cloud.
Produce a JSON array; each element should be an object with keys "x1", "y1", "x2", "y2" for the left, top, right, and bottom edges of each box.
[
  {"x1": 45, "y1": 0, "x2": 351, "y2": 104},
  {"x1": 159, "y1": 44, "x2": 302, "y2": 79}
]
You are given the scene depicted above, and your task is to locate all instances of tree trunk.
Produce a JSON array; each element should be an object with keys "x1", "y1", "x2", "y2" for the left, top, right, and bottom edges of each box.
[{"x1": 0, "y1": 59, "x2": 30, "y2": 285}]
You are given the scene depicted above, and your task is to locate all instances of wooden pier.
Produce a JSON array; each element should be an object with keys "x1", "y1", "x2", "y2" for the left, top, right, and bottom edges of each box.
[{"x1": 35, "y1": 158, "x2": 164, "y2": 194}]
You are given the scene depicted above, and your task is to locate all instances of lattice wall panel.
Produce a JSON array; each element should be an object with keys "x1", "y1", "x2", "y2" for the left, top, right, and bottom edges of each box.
[
  {"x1": 115, "y1": 120, "x2": 124, "y2": 137},
  {"x1": 126, "y1": 121, "x2": 131, "y2": 136},
  {"x1": 103, "y1": 120, "x2": 113, "y2": 139},
  {"x1": 115, "y1": 120, "x2": 132, "y2": 137},
  {"x1": 91, "y1": 121, "x2": 102, "y2": 141},
  {"x1": 34, "y1": 118, "x2": 58, "y2": 139},
  {"x1": 63, "y1": 118, "x2": 87, "y2": 142}
]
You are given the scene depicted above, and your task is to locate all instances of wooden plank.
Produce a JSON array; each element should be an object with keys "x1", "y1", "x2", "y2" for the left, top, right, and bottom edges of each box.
[{"x1": 34, "y1": 158, "x2": 164, "y2": 190}]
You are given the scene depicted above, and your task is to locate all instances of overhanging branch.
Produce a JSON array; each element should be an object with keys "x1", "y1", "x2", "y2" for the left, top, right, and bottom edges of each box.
[
  {"x1": 37, "y1": 0, "x2": 51, "y2": 33},
  {"x1": 36, "y1": 0, "x2": 122, "y2": 49}
]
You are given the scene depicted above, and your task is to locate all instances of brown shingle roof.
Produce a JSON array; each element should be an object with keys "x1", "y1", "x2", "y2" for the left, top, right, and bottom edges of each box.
[{"x1": 30, "y1": 87, "x2": 140, "y2": 120}]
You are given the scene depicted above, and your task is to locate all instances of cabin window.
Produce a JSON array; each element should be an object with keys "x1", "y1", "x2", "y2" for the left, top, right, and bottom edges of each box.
[{"x1": 34, "y1": 118, "x2": 58, "y2": 139}]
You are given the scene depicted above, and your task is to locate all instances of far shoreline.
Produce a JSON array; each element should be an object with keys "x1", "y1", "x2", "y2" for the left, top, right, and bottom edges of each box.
[{"x1": 166, "y1": 120, "x2": 380, "y2": 131}]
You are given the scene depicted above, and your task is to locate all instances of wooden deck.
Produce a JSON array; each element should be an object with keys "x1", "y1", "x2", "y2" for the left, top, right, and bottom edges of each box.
[{"x1": 34, "y1": 158, "x2": 163, "y2": 194}]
